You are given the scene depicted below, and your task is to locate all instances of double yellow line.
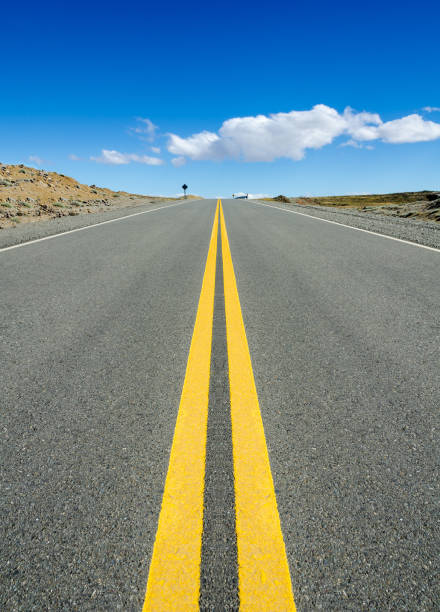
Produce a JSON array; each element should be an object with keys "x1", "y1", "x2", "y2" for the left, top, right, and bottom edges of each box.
[{"x1": 143, "y1": 201, "x2": 295, "y2": 611}]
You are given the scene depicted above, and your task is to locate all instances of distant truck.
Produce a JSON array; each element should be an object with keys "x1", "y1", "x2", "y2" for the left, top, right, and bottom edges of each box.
[{"x1": 232, "y1": 193, "x2": 248, "y2": 199}]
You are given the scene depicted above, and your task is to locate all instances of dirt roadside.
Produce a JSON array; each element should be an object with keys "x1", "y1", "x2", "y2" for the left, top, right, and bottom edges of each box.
[{"x1": 267, "y1": 191, "x2": 440, "y2": 223}]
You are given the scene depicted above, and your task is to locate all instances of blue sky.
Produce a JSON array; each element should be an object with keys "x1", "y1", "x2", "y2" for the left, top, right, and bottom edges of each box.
[{"x1": 1, "y1": 0, "x2": 439, "y2": 197}]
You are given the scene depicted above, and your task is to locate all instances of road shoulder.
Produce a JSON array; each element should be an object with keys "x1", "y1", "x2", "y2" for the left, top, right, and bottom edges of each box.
[
  {"x1": 0, "y1": 198, "x2": 182, "y2": 250},
  {"x1": 251, "y1": 200, "x2": 440, "y2": 250}
]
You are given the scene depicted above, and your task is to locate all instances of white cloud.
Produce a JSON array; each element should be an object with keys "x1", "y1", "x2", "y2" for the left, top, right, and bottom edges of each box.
[
  {"x1": 129, "y1": 117, "x2": 158, "y2": 142},
  {"x1": 167, "y1": 105, "x2": 440, "y2": 163},
  {"x1": 69, "y1": 154, "x2": 80, "y2": 161},
  {"x1": 423, "y1": 106, "x2": 440, "y2": 113},
  {"x1": 377, "y1": 114, "x2": 440, "y2": 143},
  {"x1": 171, "y1": 156, "x2": 186, "y2": 167},
  {"x1": 340, "y1": 139, "x2": 364, "y2": 148},
  {"x1": 340, "y1": 139, "x2": 374, "y2": 150},
  {"x1": 343, "y1": 107, "x2": 382, "y2": 141},
  {"x1": 29, "y1": 155, "x2": 44, "y2": 165},
  {"x1": 151, "y1": 146, "x2": 161, "y2": 154},
  {"x1": 168, "y1": 130, "x2": 221, "y2": 160},
  {"x1": 91, "y1": 149, "x2": 164, "y2": 165}
]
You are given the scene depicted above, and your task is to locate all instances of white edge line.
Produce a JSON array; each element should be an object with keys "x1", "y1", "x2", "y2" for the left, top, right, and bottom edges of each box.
[
  {"x1": 249, "y1": 201, "x2": 440, "y2": 254},
  {"x1": 0, "y1": 201, "x2": 191, "y2": 253}
]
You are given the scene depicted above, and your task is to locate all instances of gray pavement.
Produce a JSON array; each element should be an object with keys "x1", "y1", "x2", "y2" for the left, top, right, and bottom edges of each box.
[
  {"x1": 1, "y1": 200, "x2": 215, "y2": 610},
  {"x1": 1, "y1": 198, "x2": 439, "y2": 610},
  {"x1": 223, "y1": 199, "x2": 439, "y2": 610}
]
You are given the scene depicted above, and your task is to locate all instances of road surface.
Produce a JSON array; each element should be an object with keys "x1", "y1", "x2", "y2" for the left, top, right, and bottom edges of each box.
[{"x1": 1, "y1": 199, "x2": 439, "y2": 610}]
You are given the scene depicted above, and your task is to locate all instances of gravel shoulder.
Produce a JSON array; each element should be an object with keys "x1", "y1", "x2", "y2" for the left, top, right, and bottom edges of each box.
[
  {"x1": 0, "y1": 197, "x2": 179, "y2": 249},
  {"x1": 253, "y1": 200, "x2": 440, "y2": 250}
]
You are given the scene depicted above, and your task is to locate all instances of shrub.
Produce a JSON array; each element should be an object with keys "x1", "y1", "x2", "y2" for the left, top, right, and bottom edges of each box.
[{"x1": 426, "y1": 192, "x2": 440, "y2": 202}]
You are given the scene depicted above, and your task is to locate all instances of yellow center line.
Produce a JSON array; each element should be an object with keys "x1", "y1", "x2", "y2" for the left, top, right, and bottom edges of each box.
[
  {"x1": 142, "y1": 201, "x2": 220, "y2": 611},
  {"x1": 220, "y1": 201, "x2": 296, "y2": 611}
]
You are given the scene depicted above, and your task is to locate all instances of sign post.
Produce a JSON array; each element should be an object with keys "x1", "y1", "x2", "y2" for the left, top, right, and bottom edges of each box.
[{"x1": 182, "y1": 184, "x2": 188, "y2": 199}]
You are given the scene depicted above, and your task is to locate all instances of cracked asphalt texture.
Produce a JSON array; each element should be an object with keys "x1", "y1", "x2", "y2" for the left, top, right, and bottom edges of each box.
[{"x1": 1, "y1": 198, "x2": 439, "y2": 610}]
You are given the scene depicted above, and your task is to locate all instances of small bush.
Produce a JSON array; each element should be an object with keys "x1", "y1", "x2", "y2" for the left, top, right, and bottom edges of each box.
[
  {"x1": 1, "y1": 202, "x2": 13, "y2": 208},
  {"x1": 53, "y1": 202, "x2": 64, "y2": 207},
  {"x1": 426, "y1": 193, "x2": 440, "y2": 201}
]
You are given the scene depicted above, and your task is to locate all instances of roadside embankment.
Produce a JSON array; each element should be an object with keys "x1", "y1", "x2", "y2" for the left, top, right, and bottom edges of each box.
[
  {"x1": 0, "y1": 199, "x2": 185, "y2": 250},
  {"x1": 254, "y1": 198, "x2": 440, "y2": 250},
  {"x1": 267, "y1": 191, "x2": 440, "y2": 222},
  {"x1": 0, "y1": 163, "x2": 176, "y2": 230}
]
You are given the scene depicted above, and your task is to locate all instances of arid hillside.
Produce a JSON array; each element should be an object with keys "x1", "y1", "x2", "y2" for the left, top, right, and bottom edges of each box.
[{"x1": 0, "y1": 164, "x2": 174, "y2": 228}]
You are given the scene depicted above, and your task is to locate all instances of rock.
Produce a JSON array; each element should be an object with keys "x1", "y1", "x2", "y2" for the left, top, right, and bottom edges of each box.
[
  {"x1": 425, "y1": 192, "x2": 440, "y2": 201},
  {"x1": 425, "y1": 198, "x2": 440, "y2": 210}
]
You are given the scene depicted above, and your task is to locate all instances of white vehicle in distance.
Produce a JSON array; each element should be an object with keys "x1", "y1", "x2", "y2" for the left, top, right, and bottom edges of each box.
[{"x1": 232, "y1": 193, "x2": 248, "y2": 199}]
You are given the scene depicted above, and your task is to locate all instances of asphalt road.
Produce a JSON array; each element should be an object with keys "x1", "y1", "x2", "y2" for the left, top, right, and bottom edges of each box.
[{"x1": 1, "y1": 199, "x2": 439, "y2": 610}]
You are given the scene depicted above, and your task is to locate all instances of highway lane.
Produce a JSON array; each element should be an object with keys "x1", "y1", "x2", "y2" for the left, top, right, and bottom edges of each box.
[
  {"x1": 223, "y1": 199, "x2": 439, "y2": 610},
  {"x1": 1, "y1": 198, "x2": 439, "y2": 610},
  {"x1": 0, "y1": 200, "x2": 216, "y2": 609}
]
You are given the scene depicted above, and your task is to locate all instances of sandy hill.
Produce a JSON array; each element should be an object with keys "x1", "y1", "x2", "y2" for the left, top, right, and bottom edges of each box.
[{"x1": 0, "y1": 164, "x2": 177, "y2": 228}]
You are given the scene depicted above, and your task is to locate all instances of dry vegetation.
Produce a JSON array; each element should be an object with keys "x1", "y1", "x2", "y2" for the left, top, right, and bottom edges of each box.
[
  {"x1": 0, "y1": 164, "x2": 175, "y2": 228},
  {"x1": 266, "y1": 191, "x2": 440, "y2": 222}
]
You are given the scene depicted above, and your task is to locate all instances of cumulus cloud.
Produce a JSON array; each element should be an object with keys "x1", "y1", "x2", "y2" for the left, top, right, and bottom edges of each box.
[
  {"x1": 423, "y1": 106, "x2": 440, "y2": 113},
  {"x1": 171, "y1": 156, "x2": 186, "y2": 167},
  {"x1": 377, "y1": 114, "x2": 440, "y2": 143},
  {"x1": 91, "y1": 149, "x2": 164, "y2": 165},
  {"x1": 129, "y1": 117, "x2": 158, "y2": 142},
  {"x1": 151, "y1": 146, "x2": 161, "y2": 154},
  {"x1": 69, "y1": 154, "x2": 80, "y2": 161},
  {"x1": 167, "y1": 105, "x2": 440, "y2": 163}
]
